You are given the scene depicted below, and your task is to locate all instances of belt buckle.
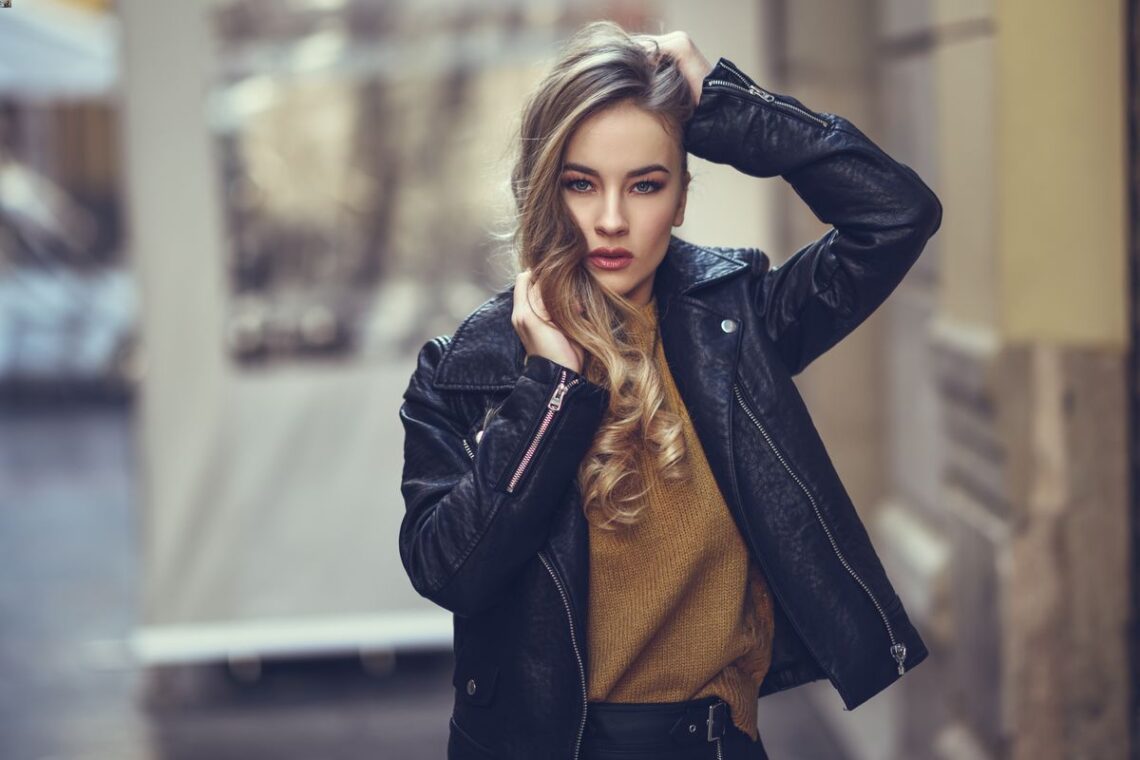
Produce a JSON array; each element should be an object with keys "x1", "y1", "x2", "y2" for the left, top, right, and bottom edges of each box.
[{"x1": 706, "y1": 700, "x2": 727, "y2": 742}]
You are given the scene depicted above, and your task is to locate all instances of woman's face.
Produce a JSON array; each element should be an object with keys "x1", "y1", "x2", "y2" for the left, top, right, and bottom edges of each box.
[{"x1": 560, "y1": 101, "x2": 689, "y2": 306}]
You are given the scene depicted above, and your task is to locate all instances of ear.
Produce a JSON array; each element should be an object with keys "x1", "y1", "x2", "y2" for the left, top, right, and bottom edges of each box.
[{"x1": 673, "y1": 170, "x2": 691, "y2": 227}]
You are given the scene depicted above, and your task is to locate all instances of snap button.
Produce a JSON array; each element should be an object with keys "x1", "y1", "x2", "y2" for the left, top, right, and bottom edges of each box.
[
  {"x1": 466, "y1": 678, "x2": 477, "y2": 696},
  {"x1": 689, "y1": 724, "x2": 697, "y2": 733},
  {"x1": 474, "y1": 429, "x2": 484, "y2": 444},
  {"x1": 720, "y1": 319, "x2": 737, "y2": 333}
]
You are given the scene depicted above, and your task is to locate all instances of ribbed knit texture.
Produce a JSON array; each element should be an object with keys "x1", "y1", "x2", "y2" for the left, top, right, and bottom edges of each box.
[{"x1": 585, "y1": 295, "x2": 776, "y2": 741}]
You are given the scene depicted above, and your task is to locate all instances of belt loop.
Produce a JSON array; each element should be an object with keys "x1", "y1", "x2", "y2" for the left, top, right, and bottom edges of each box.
[{"x1": 706, "y1": 699, "x2": 727, "y2": 742}]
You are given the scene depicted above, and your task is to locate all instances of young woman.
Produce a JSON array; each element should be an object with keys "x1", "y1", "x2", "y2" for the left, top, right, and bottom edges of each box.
[{"x1": 399, "y1": 20, "x2": 942, "y2": 760}]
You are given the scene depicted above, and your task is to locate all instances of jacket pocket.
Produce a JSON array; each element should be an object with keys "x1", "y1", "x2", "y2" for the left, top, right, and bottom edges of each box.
[
  {"x1": 448, "y1": 716, "x2": 498, "y2": 758},
  {"x1": 451, "y1": 653, "x2": 501, "y2": 708}
]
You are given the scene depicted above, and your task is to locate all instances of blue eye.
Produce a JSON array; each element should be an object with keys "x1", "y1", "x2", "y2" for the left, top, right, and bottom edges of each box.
[
  {"x1": 562, "y1": 178, "x2": 664, "y2": 193},
  {"x1": 633, "y1": 180, "x2": 663, "y2": 193}
]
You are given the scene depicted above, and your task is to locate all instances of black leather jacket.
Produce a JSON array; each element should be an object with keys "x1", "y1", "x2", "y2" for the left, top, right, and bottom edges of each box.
[{"x1": 398, "y1": 56, "x2": 943, "y2": 760}]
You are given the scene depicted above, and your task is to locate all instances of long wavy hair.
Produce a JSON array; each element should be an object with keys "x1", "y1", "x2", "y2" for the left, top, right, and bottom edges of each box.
[{"x1": 499, "y1": 20, "x2": 697, "y2": 530}]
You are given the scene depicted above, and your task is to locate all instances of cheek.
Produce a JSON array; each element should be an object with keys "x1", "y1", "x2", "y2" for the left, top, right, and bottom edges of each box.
[
  {"x1": 563, "y1": 196, "x2": 590, "y2": 231},
  {"x1": 640, "y1": 198, "x2": 679, "y2": 234}
]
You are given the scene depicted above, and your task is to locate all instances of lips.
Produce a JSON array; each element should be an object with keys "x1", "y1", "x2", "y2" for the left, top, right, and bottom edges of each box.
[
  {"x1": 586, "y1": 247, "x2": 634, "y2": 271},
  {"x1": 589, "y1": 247, "x2": 632, "y2": 259}
]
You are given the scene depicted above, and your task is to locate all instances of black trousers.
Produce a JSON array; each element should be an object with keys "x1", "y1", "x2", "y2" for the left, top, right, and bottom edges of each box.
[{"x1": 581, "y1": 695, "x2": 770, "y2": 760}]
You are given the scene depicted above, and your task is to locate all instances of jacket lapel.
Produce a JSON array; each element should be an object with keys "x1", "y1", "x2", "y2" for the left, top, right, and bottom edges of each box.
[
  {"x1": 654, "y1": 240, "x2": 750, "y2": 518},
  {"x1": 432, "y1": 291, "x2": 526, "y2": 391}
]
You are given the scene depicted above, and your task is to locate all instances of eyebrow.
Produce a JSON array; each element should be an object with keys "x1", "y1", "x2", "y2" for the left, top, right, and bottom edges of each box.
[{"x1": 561, "y1": 162, "x2": 671, "y2": 178}]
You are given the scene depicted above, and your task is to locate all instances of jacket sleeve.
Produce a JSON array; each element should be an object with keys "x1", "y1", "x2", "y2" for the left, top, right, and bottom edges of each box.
[
  {"x1": 682, "y1": 57, "x2": 943, "y2": 376},
  {"x1": 398, "y1": 337, "x2": 609, "y2": 617}
]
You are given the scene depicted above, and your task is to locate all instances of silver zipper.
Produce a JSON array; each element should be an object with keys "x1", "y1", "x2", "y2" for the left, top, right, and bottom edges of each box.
[
  {"x1": 461, "y1": 438, "x2": 475, "y2": 460},
  {"x1": 706, "y1": 59, "x2": 829, "y2": 129},
  {"x1": 505, "y1": 369, "x2": 583, "y2": 493},
  {"x1": 716, "y1": 735, "x2": 724, "y2": 759},
  {"x1": 539, "y1": 550, "x2": 588, "y2": 760},
  {"x1": 733, "y1": 383, "x2": 907, "y2": 676},
  {"x1": 705, "y1": 78, "x2": 829, "y2": 129}
]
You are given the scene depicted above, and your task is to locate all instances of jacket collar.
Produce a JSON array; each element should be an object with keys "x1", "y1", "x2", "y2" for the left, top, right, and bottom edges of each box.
[{"x1": 433, "y1": 234, "x2": 750, "y2": 391}]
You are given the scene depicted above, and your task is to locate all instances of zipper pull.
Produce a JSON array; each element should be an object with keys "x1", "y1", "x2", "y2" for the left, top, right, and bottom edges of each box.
[
  {"x1": 548, "y1": 370, "x2": 570, "y2": 411},
  {"x1": 549, "y1": 375, "x2": 585, "y2": 411},
  {"x1": 891, "y1": 643, "x2": 907, "y2": 675},
  {"x1": 749, "y1": 84, "x2": 775, "y2": 102},
  {"x1": 548, "y1": 382, "x2": 570, "y2": 411}
]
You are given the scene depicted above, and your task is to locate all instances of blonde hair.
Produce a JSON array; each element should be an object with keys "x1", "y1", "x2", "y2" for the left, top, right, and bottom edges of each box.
[{"x1": 499, "y1": 20, "x2": 697, "y2": 530}]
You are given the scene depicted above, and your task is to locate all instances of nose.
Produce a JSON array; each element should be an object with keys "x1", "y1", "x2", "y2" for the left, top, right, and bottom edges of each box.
[{"x1": 594, "y1": 190, "x2": 628, "y2": 238}]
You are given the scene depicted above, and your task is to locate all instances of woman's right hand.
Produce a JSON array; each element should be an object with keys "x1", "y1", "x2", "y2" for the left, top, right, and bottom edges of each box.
[{"x1": 512, "y1": 269, "x2": 584, "y2": 373}]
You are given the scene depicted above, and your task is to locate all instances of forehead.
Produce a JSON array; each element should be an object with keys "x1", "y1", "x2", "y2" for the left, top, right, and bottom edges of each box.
[{"x1": 563, "y1": 102, "x2": 679, "y2": 168}]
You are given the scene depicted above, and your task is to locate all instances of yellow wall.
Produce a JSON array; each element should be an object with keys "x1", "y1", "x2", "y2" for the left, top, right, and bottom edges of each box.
[
  {"x1": 936, "y1": 17, "x2": 1000, "y2": 334},
  {"x1": 996, "y1": 0, "x2": 1127, "y2": 346}
]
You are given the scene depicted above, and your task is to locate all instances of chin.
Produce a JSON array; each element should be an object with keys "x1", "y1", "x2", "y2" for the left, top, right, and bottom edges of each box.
[{"x1": 593, "y1": 277, "x2": 633, "y2": 296}]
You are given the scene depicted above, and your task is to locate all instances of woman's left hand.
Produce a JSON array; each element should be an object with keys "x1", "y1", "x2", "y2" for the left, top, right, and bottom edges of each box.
[{"x1": 636, "y1": 30, "x2": 713, "y2": 107}]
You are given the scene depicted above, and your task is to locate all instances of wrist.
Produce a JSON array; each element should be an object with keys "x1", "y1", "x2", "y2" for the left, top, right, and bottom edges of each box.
[{"x1": 525, "y1": 353, "x2": 581, "y2": 374}]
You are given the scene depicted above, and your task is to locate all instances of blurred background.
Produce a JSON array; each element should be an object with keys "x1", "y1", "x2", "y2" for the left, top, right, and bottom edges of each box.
[{"x1": 0, "y1": 0, "x2": 1134, "y2": 758}]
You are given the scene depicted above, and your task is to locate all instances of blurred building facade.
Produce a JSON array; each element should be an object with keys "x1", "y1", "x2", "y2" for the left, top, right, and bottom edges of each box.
[
  {"x1": 0, "y1": 0, "x2": 132, "y2": 399},
  {"x1": 117, "y1": 0, "x2": 1135, "y2": 757},
  {"x1": 1, "y1": 0, "x2": 1129, "y2": 757},
  {"x1": 754, "y1": 2, "x2": 1131, "y2": 759}
]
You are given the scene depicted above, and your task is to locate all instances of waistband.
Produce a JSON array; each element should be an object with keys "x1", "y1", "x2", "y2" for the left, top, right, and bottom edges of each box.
[{"x1": 584, "y1": 695, "x2": 730, "y2": 746}]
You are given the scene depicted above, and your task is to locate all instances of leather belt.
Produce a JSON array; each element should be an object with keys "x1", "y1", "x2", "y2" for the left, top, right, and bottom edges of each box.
[{"x1": 583, "y1": 695, "x2": 730, "y2": 747}]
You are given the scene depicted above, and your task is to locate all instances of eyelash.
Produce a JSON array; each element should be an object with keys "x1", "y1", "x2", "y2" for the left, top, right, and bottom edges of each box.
[{"x1": 562, "y1": 177, "x2": 664, "y2": 194}]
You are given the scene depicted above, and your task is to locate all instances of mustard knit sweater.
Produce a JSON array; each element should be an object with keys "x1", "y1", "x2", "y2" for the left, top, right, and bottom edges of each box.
[{"x1": 584, "y1": 295, "x2": 776, "y2": 741}]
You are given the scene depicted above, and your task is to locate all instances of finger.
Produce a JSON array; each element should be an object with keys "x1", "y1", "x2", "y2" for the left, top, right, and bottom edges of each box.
[
  {"x1": 515, "y1": 270, "x2": 532, "y2": 294},
  {"x1": 635, "y1": 36, "x2": 661, "y2": 59},
  {"x1": 528, "y1": 278, "x2": 550, "y2": 321},
  {"x1": 513, "y1": 270, "x2": 532, "y2": 320}
]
